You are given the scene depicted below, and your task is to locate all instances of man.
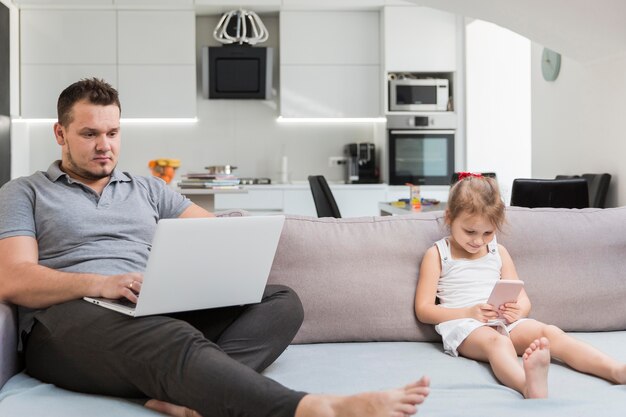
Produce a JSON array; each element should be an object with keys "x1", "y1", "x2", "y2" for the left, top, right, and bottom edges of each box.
[{"x1": 0, "y1": 78, "x2": 429, "y2": 417}]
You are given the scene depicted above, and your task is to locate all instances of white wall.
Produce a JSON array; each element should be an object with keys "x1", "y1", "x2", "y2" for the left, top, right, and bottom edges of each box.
[
  {"x1": 531, "y1": 45, "x2": 626, "y2": 207},
  {"x1": 465, "y1": 20, "x2": 531, "y2": 203},
  {"x1": 24, "y1": 15, "x2": 382, "y2": 184}
]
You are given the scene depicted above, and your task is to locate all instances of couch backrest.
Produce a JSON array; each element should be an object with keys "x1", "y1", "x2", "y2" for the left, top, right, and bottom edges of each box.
[
  {"x1": 268, "y1": 207, "x2": 626, "y2": 344},
  {"x1": 269, "y1": 213, "x2": 446, "y2": 343},
  {"x1": 499, "y1": 207, "x2": 626, "y2": 331}
]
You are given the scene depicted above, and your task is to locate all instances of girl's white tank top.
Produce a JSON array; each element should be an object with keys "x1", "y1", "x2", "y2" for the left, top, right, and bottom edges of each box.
[{"x1": 434, "y1": 236, "x2": 502, "y2": 309}]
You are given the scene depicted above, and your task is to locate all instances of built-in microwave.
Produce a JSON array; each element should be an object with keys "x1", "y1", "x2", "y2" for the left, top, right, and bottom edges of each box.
[{"x1": 389, "y1": 78, "x2": 449, "y2": 112}]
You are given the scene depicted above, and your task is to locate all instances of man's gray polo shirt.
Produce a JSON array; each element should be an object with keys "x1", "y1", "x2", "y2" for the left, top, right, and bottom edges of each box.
[{"x1": 0, "y1": 161, "x2": 192, "y2": 341}]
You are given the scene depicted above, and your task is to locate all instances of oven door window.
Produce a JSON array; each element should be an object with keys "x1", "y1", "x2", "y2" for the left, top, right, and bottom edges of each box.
[{"x1": 389, "y1": 131, "x2": 454, "y2": 185}]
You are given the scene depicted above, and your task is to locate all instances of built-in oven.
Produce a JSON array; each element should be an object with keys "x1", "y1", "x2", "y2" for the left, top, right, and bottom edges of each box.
[{"x1": 387, "y1": 114, "x2": 456, "y2": 185}]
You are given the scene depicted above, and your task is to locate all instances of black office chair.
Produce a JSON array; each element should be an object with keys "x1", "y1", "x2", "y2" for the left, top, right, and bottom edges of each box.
[
  {"x1": 450, "y1": 172, "x2": 497, "y2": 185},
  {"x1": 510, "y1": 178, "x2": 589, "y2": 209},
  {"x1": 555, "y1": 173, "x2": 611, "y2": 208},
  {"x1": 308, "y1": 175, "x2": 341, "y2": 218}
]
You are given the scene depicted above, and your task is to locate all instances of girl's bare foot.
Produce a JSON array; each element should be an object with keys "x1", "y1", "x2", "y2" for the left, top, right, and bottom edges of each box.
[
  {"x1": 296, "y1": 376, "x2": 430, "y2": 417},
  {"x1": 522, "y1": 337, "x2": 550, "y2": 399},
  {"x1": 144, "y1": 399, "x2": 203, "y2": 417}
]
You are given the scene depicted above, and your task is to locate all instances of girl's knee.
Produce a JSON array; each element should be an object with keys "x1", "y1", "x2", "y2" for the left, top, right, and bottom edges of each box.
[
  {"x1": 540, "y1": 324, "x2": 564, "y2": 340},
  {"x1": 483, "y1": 333, "x2": 514, "y2": 352}
]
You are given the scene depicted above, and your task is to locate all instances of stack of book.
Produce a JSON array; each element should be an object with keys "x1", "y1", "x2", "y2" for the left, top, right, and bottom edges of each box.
[{"x1": 178, "y1": 172, "x2": 241, "y2": 189}]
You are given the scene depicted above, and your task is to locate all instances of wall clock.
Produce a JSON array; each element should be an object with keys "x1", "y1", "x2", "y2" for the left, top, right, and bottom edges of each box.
[{"x1": 541, "y1": 48, "x2": 561, "y2": 81}]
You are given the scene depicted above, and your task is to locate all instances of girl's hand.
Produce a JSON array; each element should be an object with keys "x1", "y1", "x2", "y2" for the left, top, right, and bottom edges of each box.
[
  {"x1": 467, "y1": 304, "x2": 499, "y2": 322},
  {"x1": 499, "y1": 302, "x2": 523, "y2": 324}
]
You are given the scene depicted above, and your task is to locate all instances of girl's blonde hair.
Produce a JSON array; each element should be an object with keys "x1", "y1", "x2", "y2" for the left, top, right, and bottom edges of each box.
[{"x1": 446, "y1": 176, "x2": 506, "y2": 230}]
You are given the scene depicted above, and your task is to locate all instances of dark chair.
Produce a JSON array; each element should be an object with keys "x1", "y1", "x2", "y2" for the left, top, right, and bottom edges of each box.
[
  {"x1": 555, "y1": 173, "x2": 611, "y2": 208},
  {"x1": 510, "y1": 178, "x2": 589, "y2": 209},
  {"x1": 450, "y1": 171, "x2": 497, "y2": 185},
  {"x1": 308, "y1": 175, "x2": 341, "y2": 218}
]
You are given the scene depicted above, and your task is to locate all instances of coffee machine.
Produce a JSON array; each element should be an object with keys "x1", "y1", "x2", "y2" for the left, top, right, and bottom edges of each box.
[{"x1": 344, "y1": 142, "x2": 379, "y2": 184}]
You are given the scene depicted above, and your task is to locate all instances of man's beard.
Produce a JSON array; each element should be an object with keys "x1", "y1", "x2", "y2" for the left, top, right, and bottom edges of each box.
[{"x1": 65, "y1": 147, "x2": 115, "y2": 181}]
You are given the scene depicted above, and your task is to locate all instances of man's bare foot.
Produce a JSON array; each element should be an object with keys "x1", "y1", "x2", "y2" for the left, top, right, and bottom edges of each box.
[
  {"x1": 612, "y1": 364, "x2": 626, "y2": 384},
  {"x1": 295, "y1": 376, "x2": 430, "y2": 417},
  {"x1": 144, "y1": 399, "x2": 202, "y2": 417},
  {"x1": 522, "y1": 337, "x2": 550, "y2": 399}
]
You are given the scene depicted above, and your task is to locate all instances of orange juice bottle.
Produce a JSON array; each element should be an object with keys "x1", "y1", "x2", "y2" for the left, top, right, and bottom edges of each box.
[{"x1": 407, "y1": 183, "x2": 421, "y2": 209}]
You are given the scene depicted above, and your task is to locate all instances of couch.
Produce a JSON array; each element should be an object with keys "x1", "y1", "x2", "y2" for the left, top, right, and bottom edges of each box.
[{"x1": 2, "y1": 207, "x2": 626, "y2": 416}]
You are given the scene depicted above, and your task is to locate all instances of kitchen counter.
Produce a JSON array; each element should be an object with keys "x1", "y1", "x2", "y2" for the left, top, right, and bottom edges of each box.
[
  {"x1": 177, "y1": 187, "x2": 247, "y2": 212},
  {"x1": 178, "y1": 183, "x2": 449, "y2": 217}
]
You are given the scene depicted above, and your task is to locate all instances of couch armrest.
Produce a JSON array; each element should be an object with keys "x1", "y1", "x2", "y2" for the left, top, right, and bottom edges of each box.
[{"x1": 0, "y1": 301, "x2": 19, "y2": 389}]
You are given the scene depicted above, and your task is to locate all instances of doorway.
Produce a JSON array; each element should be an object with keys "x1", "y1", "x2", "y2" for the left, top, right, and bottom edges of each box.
[{"x1": 465, "y1": 20, "x2": 531, "y2": 203}]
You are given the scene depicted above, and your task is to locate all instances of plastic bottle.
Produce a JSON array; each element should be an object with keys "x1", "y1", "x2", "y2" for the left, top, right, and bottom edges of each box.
[{"x1": 410, "y1": 184, "x2": 421, "y2": 209}]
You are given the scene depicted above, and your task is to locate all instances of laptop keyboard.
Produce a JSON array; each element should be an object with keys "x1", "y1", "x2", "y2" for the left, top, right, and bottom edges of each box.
[{"x1": 111, "y1": 298, "x2": 137, "y2": 308}]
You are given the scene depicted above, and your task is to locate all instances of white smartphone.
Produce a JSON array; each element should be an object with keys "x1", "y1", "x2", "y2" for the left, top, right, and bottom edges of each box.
[{"x1": 486, "y1": 280, "x2": 524, "y2": 317}]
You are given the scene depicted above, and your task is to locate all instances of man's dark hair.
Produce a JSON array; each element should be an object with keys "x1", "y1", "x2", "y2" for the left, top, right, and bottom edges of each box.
[{"x1": 57, "y1": 78, "x2": 121, "y2": 127}]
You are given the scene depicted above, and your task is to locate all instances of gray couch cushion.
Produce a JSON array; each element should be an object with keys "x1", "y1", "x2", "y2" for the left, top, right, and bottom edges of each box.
[
  {"x1": 269, "y1": 207, "x2": 626, "y2": 344},
  {"x1": 262, "y1": 332, "x2": 626, "y2": 417},
  {"x1": 268, "y1": 214, "x2": 446, "y2": 343},
  {"x1": 0, "y1": 373, "x2": 160, "y2": 416},
  {"x1": 3, "y1": 332, "x2": 626, "y2": 417},
  {"x1": 500, "y1": 207, "x2": 626, "y2": 331}
]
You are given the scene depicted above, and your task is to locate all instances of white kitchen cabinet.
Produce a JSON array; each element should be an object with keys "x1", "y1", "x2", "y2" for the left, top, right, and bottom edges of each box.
[
  {"x1": 13, "y1": 0, "x2": 112, "y2": 5},
  {"x1": 114, "y1": 0, "x2": 193, "y2": 6},
  {"x1": 194, "y1": 0, "x2": 279, "y2": 7},
  {"x1": 383, "y1": 6, "x2": 457, "y2": 72},
  {"x1": 280, "y1": 11, "x2": 379, "y2": 65},
  {"x1": 280, "y1": 10, "x2": 381, "y2": 118},
  {"x1": 215, "y1": 188, "x2": 283, "y2": 212},
  {"x1": 386, "y1": 185, "x2": 410, "y2": 202},
  {"x1": 283, "y1": 188, "x2": 316, "y2": 217},
  {"x1": 214, "y1": 185, "x2": 388, "y2": 217},
  {"x1": 21, "y1": 65, "x2": 117, "y2": 118},
  {"x1": 281, "y1": 65, "x2": 380, "y2": 118},
  {"x1": 117, "y1": 11, "x2": 195, "y2": 65},
  {"x1": 284, "y1": 186, "x2": 386, "y2": 217},
  {"x1": 117, "y1": 65, "x2": 196, "y2": 118},
  {"x1": 332, "y1": 187, "x2": 387, "y2": 217},
  {"x1": 20, "y1": 10, "x2": 116, "y2": 65},
  {"x1": 19, "y1": 8, "x2": 196, "y2": 118},
  {"x1": 282, "y1": 0, "x2": 384, "y2": 9},
  {"x1": 117, "y1": 10, "x2": 196, "y2": 118},
  {"x1": 20, "y1": 9, "x2": 118, "y2": 117}
]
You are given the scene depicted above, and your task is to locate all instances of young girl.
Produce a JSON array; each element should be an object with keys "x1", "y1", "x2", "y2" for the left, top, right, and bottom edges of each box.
[{"x1": 415, "y1": 173, "x2": 626, "y2": 399}]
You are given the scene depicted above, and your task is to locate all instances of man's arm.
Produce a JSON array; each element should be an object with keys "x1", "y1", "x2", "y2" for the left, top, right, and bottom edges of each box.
[
  {"x1": 178, "y1": 203, "x2": 215, "y2": 218},
  {"x1": 0, "y1": 236, "x2": 142, "y2": 308}
]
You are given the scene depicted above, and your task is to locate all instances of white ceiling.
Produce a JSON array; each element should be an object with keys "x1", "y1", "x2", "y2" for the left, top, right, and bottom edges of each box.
[
  {"x1": 6, "y1": 0, "x2": 626, "y2": 62},
  {"x1": 411, "y1": 0, "x2": 626, "y2": 62}
]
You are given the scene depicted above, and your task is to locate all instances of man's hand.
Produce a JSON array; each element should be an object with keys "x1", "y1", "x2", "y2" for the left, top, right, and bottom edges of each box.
[
  {"x1": 98, "y1": 273, "x2": 143, "y2": 303},
  {"x1": 466, "y1": 304, "x2": 499, "y2": 322}
]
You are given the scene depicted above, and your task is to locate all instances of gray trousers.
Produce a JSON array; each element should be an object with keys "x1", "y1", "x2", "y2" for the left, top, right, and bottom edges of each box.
[{"x1": 24, "y1": 285, "x2": 307, "y2": 417}]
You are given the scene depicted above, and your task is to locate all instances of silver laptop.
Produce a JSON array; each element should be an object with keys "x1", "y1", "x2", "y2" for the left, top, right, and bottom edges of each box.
[{"x1": 83, "y1": 215, "x2": 285, "y2": 317}]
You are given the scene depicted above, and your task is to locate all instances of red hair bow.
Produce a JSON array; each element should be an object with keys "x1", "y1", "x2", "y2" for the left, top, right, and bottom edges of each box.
[{"x1": 457, "y1": 172, "x2": 482, "y2": 180}]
